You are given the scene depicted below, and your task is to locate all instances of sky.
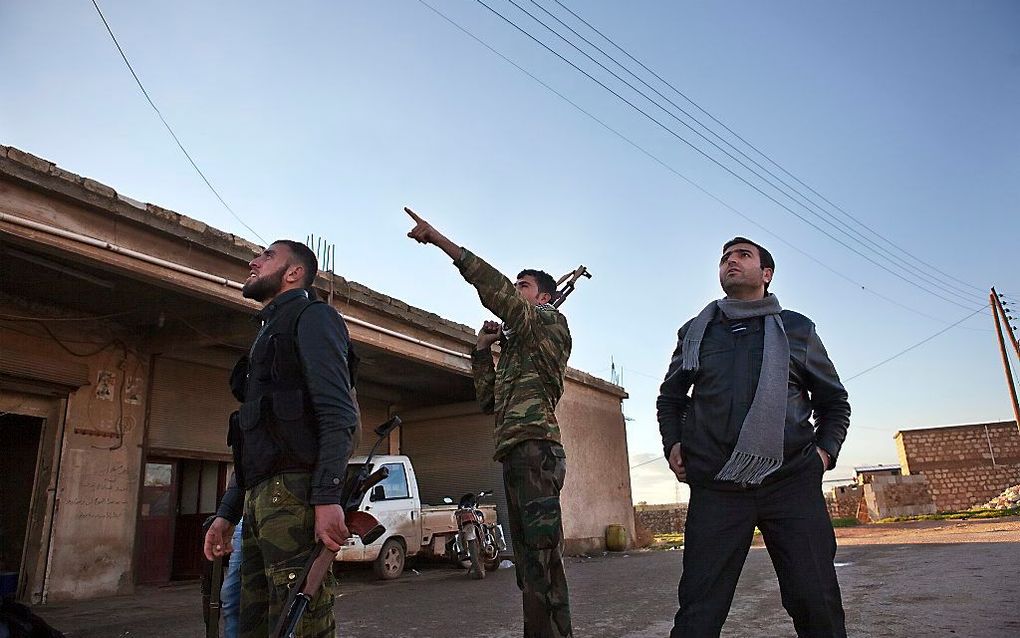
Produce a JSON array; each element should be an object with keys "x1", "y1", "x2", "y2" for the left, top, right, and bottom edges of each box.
[{"x1": 2, "y1": 1, "x2": 1018, "y2": 504}]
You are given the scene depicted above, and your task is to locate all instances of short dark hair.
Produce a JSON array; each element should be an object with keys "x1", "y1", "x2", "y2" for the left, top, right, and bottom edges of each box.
[
  {"x1": 723, "y1": 237, "x2": 775, "y2": 271},
  {"x1": 517, "y1": 269, "x2": 558, "y2": 297},
  {"x1": 723, "y1": 236, "x2": 775, "y2": 291},
  {"x1": 273, "y1": 240, "x2": 318, "y2": 288}
]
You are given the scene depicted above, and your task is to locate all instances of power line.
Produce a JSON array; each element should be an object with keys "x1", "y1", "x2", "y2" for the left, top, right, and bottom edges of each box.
[
  {"x1": 630, "y1": 456, "x2": 663, "y2": 470},
  {"x1": 89, "y1": 0, "x2": 267, "y2": 245},
  {"x1": 527, "y1": 1, "x2": 980, "y2": 304},
  {"x1": 843, "y1": 306, "x2": 987, "y2": 382},
  {"x1": 544, "y1": 0, "x2": 992, "y2": 302},
  {"x1": 483, "y1": 0, "x2": 984, "y2": 311},
  {"x1": 415, "y1": 0, "x2": 988, "y2": 332}
]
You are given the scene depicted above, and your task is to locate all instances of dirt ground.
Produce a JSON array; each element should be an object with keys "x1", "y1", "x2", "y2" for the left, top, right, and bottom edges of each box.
[{"x1": 35, "y1": 517, "x2": 1020, "y2": 638}]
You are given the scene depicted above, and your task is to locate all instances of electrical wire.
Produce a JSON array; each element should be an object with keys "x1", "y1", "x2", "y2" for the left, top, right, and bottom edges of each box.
[
  {"x1": 89, "y1": 0, "x2": 267, "y2": 245},
  {"x1": 526, "y1": 0, "x2": 979, "y2": 303},
  {"x1": 416, "y1": 0, "x2": 988, "y2": 331},
  {"x1": 843, "y1": 306, "x2": 987, "y2": 382},
  {"x1": 544, "y1": 0, "x2": 994, "y2": 301},
  {"x1": 630, "y1": 456, "x2": 663, "y2": 470},
  {"x1": 477, "y1": 0, "x2": 983, "y2": 311}
]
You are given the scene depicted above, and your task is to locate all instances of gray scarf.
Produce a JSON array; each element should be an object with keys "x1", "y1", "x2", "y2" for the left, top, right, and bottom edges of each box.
[{"x1": 682, "y1": 294, "x2": 788, "y2": 485}]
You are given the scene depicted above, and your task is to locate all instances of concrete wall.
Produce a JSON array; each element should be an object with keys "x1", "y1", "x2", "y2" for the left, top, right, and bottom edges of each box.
[
  {"x1": 556, "y1": 379, "x2": 634, "y2": 554},
  {"x1": 896, "y1": 422, "x2": 1020, "y2": 512},
  {"x1": 1, "y1": 319, "x2": 148, "y2": 602},
  {"x1": 862, "y1": 475, "x2": 936, "y2": 520}
]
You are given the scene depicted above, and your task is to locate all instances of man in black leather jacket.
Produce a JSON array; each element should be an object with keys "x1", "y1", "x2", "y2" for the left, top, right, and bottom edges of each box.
[{"x1": 658, "y1": 237, "x2": 850, "y2": 638}]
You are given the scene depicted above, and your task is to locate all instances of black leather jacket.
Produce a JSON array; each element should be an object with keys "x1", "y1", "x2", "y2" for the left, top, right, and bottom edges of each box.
[{"x1": 657, "y1": 307, "x2": 850, "y2": 488}]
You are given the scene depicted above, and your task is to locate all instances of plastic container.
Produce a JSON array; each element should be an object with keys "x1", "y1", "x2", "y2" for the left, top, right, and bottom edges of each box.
[{"x1": 605, "y1": 524, "x2": 628, "y2": 551}]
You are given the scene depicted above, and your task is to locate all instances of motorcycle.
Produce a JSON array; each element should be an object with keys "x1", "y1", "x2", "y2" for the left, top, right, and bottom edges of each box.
[{"x1": 449, "y1": 490, "x2": 507, "y2": 579}]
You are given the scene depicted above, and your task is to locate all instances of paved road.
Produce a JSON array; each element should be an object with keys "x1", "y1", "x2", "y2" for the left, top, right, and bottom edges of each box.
[{"x1": 38, "y1": 520, "x2": 1020, "y2": 637}]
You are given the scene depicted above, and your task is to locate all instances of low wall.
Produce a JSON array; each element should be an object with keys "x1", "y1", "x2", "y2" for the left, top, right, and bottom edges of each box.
[
  {"x1": 863, "y1": 475, "x2": 936, "y2": 519},
  {"x1": 634, "y1": 503, "x2": 688, "y2": 535}
]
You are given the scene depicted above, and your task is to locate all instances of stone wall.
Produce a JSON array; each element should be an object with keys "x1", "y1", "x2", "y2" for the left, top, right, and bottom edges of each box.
[
  {"x1": 896, "y1": 421, "x2": 1020, "y2": 512},
  {"x1": 863, "y1": 475, "x2": 936, "y2": 519},
  {"x1": 634, "y1": 503, "x2": 688, "y2": 535},
  {"x1": 829, "y1": 484, "x2": 865, "y2": 520}
]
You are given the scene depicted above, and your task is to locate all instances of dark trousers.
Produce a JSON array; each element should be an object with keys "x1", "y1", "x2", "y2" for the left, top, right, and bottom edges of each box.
[
  {"x1": 503, "y1": 440, "x2": 572, "y2": 638},
  {"x1": 672, "y1": 461, "x2": 846, "y2": 638}
]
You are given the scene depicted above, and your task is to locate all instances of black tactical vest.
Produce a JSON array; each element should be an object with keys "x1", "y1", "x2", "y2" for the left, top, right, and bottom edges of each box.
[{"x1": 227, "y1": 294, "x2": 358, "y2": 489}]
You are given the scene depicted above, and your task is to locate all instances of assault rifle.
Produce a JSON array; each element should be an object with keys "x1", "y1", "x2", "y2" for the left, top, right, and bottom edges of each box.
[
  {"x1": 272, "y1": 415, "x2": 403, "y2": 638},
  {"x1": 553, "y1": 265, "x2": 592, "y2": 308}
]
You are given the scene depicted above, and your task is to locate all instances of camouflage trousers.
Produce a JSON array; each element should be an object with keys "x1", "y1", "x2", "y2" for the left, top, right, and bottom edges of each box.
[
  {"x1": 502, "y1": 440, "x2": 572, "y2": 638},
  {"x1": 240, "y1": 472, "x2": 336, "y2": 638}
]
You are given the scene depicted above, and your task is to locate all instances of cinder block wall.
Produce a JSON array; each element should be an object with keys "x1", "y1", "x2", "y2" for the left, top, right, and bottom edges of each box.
[
  {"x1": 633, "y1": 503, "x2": 688, "y2": 535},
  {"x1": 895, "y1": 421, "x2": 1020, "y2": 512},
  {"x1": 830, "y1": 484, "x2": 864, "y2": 519},
  {"x1": 863, "y1": 475, "x2": 936, "y2": 519}
]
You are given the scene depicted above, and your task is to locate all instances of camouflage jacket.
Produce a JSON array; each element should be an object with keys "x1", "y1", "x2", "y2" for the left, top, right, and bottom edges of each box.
[{"x1": 456, "y1": 249, "x2": 572, "y2": 460}]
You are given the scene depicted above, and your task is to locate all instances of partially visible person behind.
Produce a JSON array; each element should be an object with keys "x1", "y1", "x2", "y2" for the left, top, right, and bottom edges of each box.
[
  {"x1": 658, "y1": 237, "x2": 850, "y2": 638},
  {"x1": 219, "y1": 517, "x2": 243, "y2": 638},
  {"x1": 204, "y1": 240, "x2": 359, "y2": 638}
]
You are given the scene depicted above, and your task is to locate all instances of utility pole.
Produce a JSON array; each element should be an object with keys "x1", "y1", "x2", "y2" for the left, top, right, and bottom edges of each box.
[
  {"x1": 991, "y1": 288, "x2": 1020, "y2": 360},
  {"x1": 990, "y1": 288, "x2": 1020, "y2": 433}
]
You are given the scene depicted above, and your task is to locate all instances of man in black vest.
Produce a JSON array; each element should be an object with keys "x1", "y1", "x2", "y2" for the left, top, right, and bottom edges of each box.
[
  {"x1": 204, "y1": 240, "x2": 358, "y2": 638},
  {"x1": 658, "y1": 237, "x2": 850, "y2": 637}
]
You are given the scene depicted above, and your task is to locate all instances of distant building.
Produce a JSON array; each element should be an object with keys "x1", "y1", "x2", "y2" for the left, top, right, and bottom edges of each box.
[
  {"x1": 853, "y1": 464, "x2": 902, "y2": 484},
  {"x1": 895, "y1": 421, "x2": 1020, "y2": 512}
]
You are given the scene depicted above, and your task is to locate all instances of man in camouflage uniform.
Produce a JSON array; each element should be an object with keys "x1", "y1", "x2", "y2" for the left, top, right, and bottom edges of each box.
[
  {"x1": 406, "y1": 208, "x2": 573, "y2": 638},
  {"x1": 204, "y1": 240, "x2": 359, "y2": 638}
]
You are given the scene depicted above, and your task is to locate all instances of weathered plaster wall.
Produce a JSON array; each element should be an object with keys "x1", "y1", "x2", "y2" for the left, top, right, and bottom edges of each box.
[{"x1": 557, "y1": 379, "x2": 634, "y2": 553}]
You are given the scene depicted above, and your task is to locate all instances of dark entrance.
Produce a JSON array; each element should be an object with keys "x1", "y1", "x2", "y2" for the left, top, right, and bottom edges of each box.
[{"x1": 0, "y1": 414, "x2": 43, "y2": 597}]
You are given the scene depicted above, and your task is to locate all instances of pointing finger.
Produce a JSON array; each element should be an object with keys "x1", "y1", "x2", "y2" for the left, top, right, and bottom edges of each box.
[{"x1": 404, "y1": 206, "x2": 423, "y2": 223}]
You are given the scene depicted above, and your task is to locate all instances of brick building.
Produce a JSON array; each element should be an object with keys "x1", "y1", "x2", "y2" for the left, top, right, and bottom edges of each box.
[{"x1": 895, "y1": 421, "x2": 1020, "y2": 512}]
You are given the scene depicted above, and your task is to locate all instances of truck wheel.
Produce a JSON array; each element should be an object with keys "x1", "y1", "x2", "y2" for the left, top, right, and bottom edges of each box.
[
  {"x1": 373, "y1": 539, "x2": 405, "y2": 580},
  {"x1": 467, "y1": 527, "x2": 485, "y2": 580}
]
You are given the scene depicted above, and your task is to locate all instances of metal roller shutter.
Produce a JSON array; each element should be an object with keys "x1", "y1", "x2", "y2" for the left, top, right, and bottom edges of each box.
[
  {"x1": 147, "y1": 357, "x2": 235, "y2": 456},
  {"x1": 354, "y1": 396, "x2": 390, "y2": 456},
  {"x1": 401, "y1": 411, "x2": 511, "y2": 544}
]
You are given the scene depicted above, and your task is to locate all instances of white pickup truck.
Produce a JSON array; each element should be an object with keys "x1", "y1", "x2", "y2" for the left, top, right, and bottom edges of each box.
[{"x1": 336, "y1": 454, "x2": 499, "y2": 579}]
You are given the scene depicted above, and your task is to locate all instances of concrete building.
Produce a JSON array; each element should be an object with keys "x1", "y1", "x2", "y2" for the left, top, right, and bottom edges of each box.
[
  {"x1": 895, "y1": 420, "x2": 1020, "y2": 512},
  {"x1": 0, "y1": 146, "x2": 633, "y2": 603}
]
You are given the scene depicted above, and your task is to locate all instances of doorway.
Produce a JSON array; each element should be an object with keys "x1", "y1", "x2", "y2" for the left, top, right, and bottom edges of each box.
[
  {"x1": 135, "y1": 457, "x2": 229, "y2": 584},
  {"x1": 171, "y1": 459, "x2": 227, "y2": 580},
  {"x1": 0, "y1": 413, "x2": 43, "y2": 597}
]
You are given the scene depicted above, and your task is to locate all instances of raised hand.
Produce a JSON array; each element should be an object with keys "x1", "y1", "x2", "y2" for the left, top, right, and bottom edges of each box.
[
  {"x1": 405, "y1": 207, "x2": 440, "y2": 245},
  {"x1": 477, "y1": 320, "x2": 501, "y2": 350},
  {"x1": 404, "y1": 206, "x2": 460, "y2": 259}
]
